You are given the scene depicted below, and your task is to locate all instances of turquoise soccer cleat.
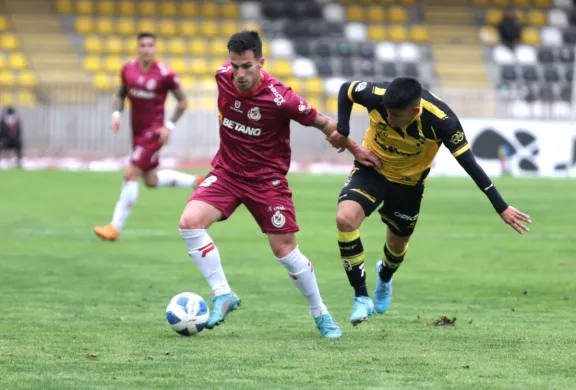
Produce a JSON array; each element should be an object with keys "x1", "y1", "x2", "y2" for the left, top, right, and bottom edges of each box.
[
  {"x1": 350, "y1": 296, "x2": 375, "y2": 326},
  {"x1": 374, "y1": 260, "x2": 393, "y2": 314},
  {"x1": 205, "y1": 291, "x2": 241, "y2": 329},
  {"x1": 314, "y1": 313, "x2": 343, "y2": 339}
]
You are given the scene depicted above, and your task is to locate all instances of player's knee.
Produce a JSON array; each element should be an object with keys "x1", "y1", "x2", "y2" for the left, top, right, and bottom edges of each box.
[
  {"x1": 143, "y1": 179, "x2": 157, "y2": 188},
  {"x1": 387, "y1": 236, "x2": 409, "y2": 254},
  {"x1": 268, "y1": 234, "x2": 297, "y2": 258},
  {"x1": 336, "y1": 208, "x2": 362, "y2": 232}
]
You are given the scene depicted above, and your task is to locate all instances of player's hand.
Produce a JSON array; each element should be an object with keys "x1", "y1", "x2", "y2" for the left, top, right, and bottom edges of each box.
[
  {"x1": 156, "y1": 126, "x2": 171, "y2": 146},
  {"x1": 500, "y1": 206, "x2": 532, "y2": 234},
  {"x1": 111, "y1": 117, "x2": 121, "y2": 133},
  {"x1": 351, "y1": 146, "x2": 382, "y2": 169},
  {"x1": 327, "y1": 131, "x2": 348, "y2": 150}
]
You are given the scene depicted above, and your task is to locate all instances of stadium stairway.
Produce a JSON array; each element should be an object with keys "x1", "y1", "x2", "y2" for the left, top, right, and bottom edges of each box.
[
  {"x1": 425, "y1": 3, "x2": 492, "y2": 90},
  {"x1": 4, "y1": 0, "x2": 93, "y2": 102}
]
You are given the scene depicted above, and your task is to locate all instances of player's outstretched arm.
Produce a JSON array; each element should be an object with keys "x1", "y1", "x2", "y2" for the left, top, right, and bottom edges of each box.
[
  {"x1": 111, "y1": 84, "x2": 128, "y2": 133},
  {"x1": 455, "y1": 149, "x2": 532, "y2": 234},
  {"x1": 157, "y1": 87, "x2": 188, "y2": 146}
]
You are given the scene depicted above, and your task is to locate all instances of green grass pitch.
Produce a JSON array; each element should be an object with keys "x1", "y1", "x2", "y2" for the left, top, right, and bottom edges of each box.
[{"x1": 1, "y1": 170, "x2": 575, "y2": 389}]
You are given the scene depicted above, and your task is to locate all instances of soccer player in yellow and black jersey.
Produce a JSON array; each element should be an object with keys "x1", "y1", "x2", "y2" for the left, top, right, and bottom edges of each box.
[{"x1": 327, "y1": 77, "x2": 532, "y2": 326}]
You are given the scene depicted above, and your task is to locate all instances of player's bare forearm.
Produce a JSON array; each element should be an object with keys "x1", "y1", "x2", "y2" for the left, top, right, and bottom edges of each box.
[
  {"x1": 310, "y1": 112, "x2": 337, "y2": 137},
  {"x1": 169, "y1": 88, "x2": 188, "y2": 123},
  {"x1": 112, "y1": 85, "x2": 128, "y2": 113}
]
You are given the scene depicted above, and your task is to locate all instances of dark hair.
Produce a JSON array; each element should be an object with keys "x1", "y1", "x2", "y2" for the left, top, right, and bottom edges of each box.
[
  {"x1": 137, "y1": 32, "x2": 156, "y2": 41},
  {"x1": 227, "y1": 30, "x2": 262, "y2": 58},
  {"x1": 381, "y1": 77, "x2": 422, "y2": 110}
]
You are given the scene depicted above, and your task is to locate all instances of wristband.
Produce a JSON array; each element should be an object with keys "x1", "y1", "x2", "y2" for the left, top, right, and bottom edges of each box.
[
  {"x1": 165, "y1": 120, "x2": 176, "y2": 130},
  {"x1": 112, "y1": 111, "x2": 121, "y2": 119}
]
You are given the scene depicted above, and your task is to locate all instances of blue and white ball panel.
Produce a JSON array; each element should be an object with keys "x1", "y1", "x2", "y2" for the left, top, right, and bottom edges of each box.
[{"x1": 165, "y1": 292, "x2": 209, "y2": 336}]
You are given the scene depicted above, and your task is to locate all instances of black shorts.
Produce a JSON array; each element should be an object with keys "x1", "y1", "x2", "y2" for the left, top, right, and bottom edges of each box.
[{"x1": 338, "y1": 161, "x2": 424, "y2": 237}]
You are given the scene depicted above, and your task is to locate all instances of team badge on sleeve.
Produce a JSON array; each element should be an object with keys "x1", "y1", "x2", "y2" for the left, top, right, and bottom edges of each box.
[{"x1": 355, "y1": 82, "x2": 367, "y2": 92}]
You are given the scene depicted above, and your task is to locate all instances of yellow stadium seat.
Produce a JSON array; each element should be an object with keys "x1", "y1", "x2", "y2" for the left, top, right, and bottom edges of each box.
[
  {"x1": 473, "y1": 0, "x2": 489, "y2": 5},
  {"x1": 0, "y1": 56, "x2": 5, "y2": 69},
  {"x1": 485, "y1": 8, "x2": 503, "y2": 25},
  {"x1": 138, "y1": 18, "x2": 156, "y2": 33},
  {"x1": 2, "y1": 34, "x2": 19, "y2": 50},
  {"x1": 0, "y1": 92, "x2": 14, "y2": 105},
  {"x1": 389, "y1": 6, "x2": 408, "y2": 23},
  {"x1": 16, "y1": 90, "x2": 36, "y2": 106},
  {"x1": 534, "y1": 0, "x2": 551, "y2": 6},
  {"x1": 189, "y1": 59, "x2": 209, "y2": 76},
  {"x1": 93, "y1": 73, "x2": 112, "y2": 91},
  {"x1": 367, "y1": 6, "x2": 386, "y2": 23},
  {"x1": 105, "y1": 37, "x2": 124, "y2": 54},
  {"x1": 221, "y1": 20, "x2": 239, "y2": 37},
  {"x1": 188, "y1": 39, "x2": 207, "y2": 56},
  {"x1": 104, "y1": 56, "x2": 123, "y2": 72},
  {"x1": 160, "y1": 1, "x2": 178, "y2": 17},
  {"x1": 200, "y1": 21, "x2": 219, "y2": 37},
  {"x1": 139, "y1": 1, "x2": 156, "y2": 17},
  {"x1": 159, "y1": 19, "x2": 177, "y2": 36},
  {"x1": 117, "y1": 18, "x2": 135, "y2": 35},
  {"x1": 410, "y1": 25, "x2": 429, "y2": 43},
  {"x1": 269, "y1": 60, "x2": 292, "y2": 78},
  {"x1": 281, "y1": 78, "x2": 303, "y2": 93},
  {"x1": 179, "y1": 76, "x2": 196, "y2": 90},
  {"x1": 0, "y1": 71, "x2": 15, "y2": 86},
  {"x1": 513, "y1": 0, "x2": 531, "y2": 6},
  {"x1": 305, "y1": 96, "x2": 323, "y2": 112},
  {"x1": 179, "y1": 21, "x2": 197, "y2": 36},
  {"x1": 399, "y1": 0, "x2": 416, "y2": 4},
  {"x1": 74, "y1": 17, "x2": 93, "y2": 34},
  {"x1": 197, "y1": 95, "x2": 214, "y2": 110},
  {"x1": 0, "y1": 16, "x2": 9, "y2": 32},
  {"x1": 201, "y1": 3, "x2": 219, "y2": 18},
  {"x1": 521, "y1": 27, "x2": 541, "y2": 45},
  {"x1": 97, "y1": 0, "x2": 115, "y2": 15},
  {"x1": 326, "y1": 97, "x2": 338, "y2": 114},
  {"x1": 368, "y1": 25, "x2": 387, "y2": 41},
  {"x1": 209, "y1": 38, "x2": 229, "y2": 57},
  {"x1": 346, "y1": 5, "x2": 365, "y2": 22},
  {"x1": 168, "y1": 38, "x2": 186, "y2": 55},
  {"x1": 479, "y1": 25, "x2": 499, "y2": 45},
  {"x1": 95, "y1": 17, "x2": 115, "y2": 35},
  {"x1": 493, "y1": 0, "x2": 511, "y2": 6},
  {"x1": 83, "y1": 55, "x2": 101, "y2": 72},
  {"x1": 76, "y1": 0, "x2": 94, "y2": 15},
  {"x1": 528, "y1": 10, "x2": 546, "y2": 26},
  {"x1": 389, "y1": 25, "x2": 408, "y2": 41},
  {"x1": 240, "y1": 21, "x2": 261, "y2": 32},
  {"x1": 221, "y1": 3, "x2": 239, "y2": 19},
  {"x1": 9, "y1": 53, "x2": 27, "y2": 70},
  {"x1": 199, "y1": 76, "x2": 217, "y2": 91},
  {"x1": 118, "y1": 1, "x2": 135, "y2": 16},
  {"x1": 180, "y1": 2, "x2": 198, "y2": 17},
  {"x1": 169, "y1": 58, "x2": 187, "y2": 74},
  {"x1": 84, "y1": 36, "x2": 102, "y2": 53},
  {"x1": 55, "y1": 0, "x2": 73, "y2": 14}
]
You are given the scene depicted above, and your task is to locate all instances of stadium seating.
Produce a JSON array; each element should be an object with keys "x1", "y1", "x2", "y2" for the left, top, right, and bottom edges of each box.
[
  {"x1": 0, "y1": 14, "x2": 38, "y2": 106},
  {"x1": 477, "y1": 0, "x2": 574, "y2": 118}
]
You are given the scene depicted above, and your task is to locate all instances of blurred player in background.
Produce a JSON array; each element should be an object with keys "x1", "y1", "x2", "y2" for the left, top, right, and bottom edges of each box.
[
  {"x1": 178, "y1": 30, "x2": 380, "y2": 338},
  {"x1": 94, "y1": 32, "x2": 203, "y2": 241},
  {"x1": 328, "y1": 77, "x2": 532, "y2": 326},
  {"x1": 0, "y1": 106, "x2": 23, "y2": 168}
]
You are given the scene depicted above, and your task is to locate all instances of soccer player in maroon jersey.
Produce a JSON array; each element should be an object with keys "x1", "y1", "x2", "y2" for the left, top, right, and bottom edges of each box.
[
  {"x1": 178, "y1": 31, "x2": 380, "y2": 338},
  {"x1": 94, "y1": 32, "x2": 204, "y2": 241}
]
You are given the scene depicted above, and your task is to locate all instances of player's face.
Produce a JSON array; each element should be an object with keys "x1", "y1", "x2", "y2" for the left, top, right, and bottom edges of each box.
[
  {"x1": 386, "y1": 105, "x2": 421, "y2": 128},
  {"x1": 137, "y1": 37, "x2": 156, "y2": 63},
  {"x1": 230, "y1": 50, "x2": 265, "y2": 93}
]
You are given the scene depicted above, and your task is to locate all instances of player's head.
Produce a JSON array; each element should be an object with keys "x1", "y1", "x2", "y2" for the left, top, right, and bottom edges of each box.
[
  {"x1": 227, "y1": 30, "x2": 265, "y2": 93},
  {"x1": 381, "y1": 77, "x2": 422, "y2": 128},
  {"x1": 137, "y1": 32, "x2": 157, "y2": 63}
]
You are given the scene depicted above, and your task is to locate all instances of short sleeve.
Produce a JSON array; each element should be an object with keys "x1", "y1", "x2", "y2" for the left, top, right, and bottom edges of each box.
[
  {"x1": 281, "y1": 89, "x2": 318, "y2": 126},
  {"x1": 346, "y1": 81, "x2": 386, "y2": 109},
  {"x1": 165, "y1": 71, "x2": 180, "y2": 91}
]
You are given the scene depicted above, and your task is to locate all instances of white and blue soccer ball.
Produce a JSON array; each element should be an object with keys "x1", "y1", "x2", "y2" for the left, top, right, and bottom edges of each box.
[{"x1": 165, "y1": 292, "x2": 209, "y2": 336}]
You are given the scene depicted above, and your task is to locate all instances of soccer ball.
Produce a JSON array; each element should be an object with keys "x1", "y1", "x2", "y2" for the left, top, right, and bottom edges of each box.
[{"x1": 165, "y1": 292, "x2": 209, "y2": 336}]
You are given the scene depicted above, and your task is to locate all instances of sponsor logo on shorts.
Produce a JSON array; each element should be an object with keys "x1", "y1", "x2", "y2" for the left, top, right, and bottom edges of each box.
[
  {"x1": 222, "y1": 117, "x2": 262, "y2": 137},
  {"x1": 271, "y1": 210, "x2": 286, "y2": 228},
  {"x1": 394, "y1": 212, "x2": 419, "y2": 222},
  {"x1": 268, "y1": 84, "x2": 285, "y2": 106}
]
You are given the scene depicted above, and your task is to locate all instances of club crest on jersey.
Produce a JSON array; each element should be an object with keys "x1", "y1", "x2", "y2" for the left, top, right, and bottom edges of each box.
[
  {"x1": 137, "y1": 76, "x2": 144, "y2": 85},
  {"x1": 248, "y1": 107, "x2": 261, "y2": 121},
  {"x1": 146, "y1": 79, "x2": 157, "y2": 91},
  {"x1": 271, "y1": 210, "x2": 286, "y2": 228}
]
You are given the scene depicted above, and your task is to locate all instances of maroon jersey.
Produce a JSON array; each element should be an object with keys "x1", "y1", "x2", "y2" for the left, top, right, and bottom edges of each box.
[
  {"x1": 213, "y1": 62, "x2": 318, "y2": 180},
  {"x1": 121, "y1": 59, "x2": 180, "y2": 137}
]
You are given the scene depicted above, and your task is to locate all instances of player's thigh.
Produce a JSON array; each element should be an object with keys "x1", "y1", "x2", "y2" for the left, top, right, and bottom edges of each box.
[
  {"x1": 130, "y1": 141, "x2": 160, "y2": 174},
  {"x1": 243, "y1": 179, "x2": 299, "y2": 235},
  {"x1": 124, "y1": 162, "x2": 144, "y2": 181},
  {"x1": 379, "y1": 183, "x2": 424, "y2": 238},
  {"x1": 142, "y1": 168, "x2": 159, "y2": 187},
  {"x1": 180, "y1": 173, "x2": 241, "y2": 229},
  {"x1": 337, "y1": 162, "x2": 386, "y2": 229}
]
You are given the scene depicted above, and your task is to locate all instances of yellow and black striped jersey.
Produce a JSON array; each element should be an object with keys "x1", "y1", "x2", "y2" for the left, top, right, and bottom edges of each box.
[{"x1": 347, "y1": 80, "x2": 470, "y2": 186}]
